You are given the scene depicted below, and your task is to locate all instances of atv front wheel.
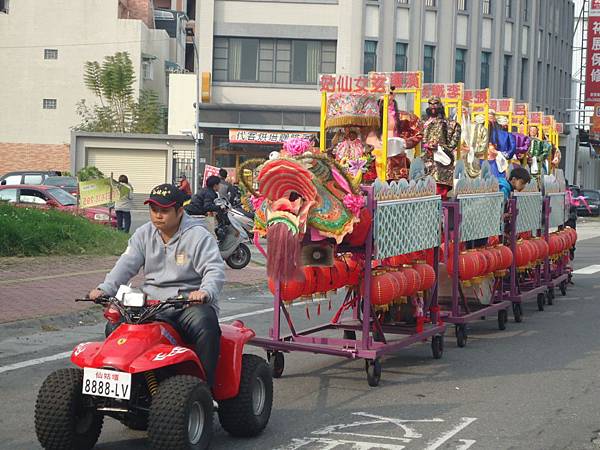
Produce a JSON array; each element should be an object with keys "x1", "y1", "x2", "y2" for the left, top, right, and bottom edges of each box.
[
  {"x1": 35, "y1": 368, "x2": 103, "y2": 450},
  {"x1": 218, "y1": 354, "x2": 273, "y2": 437},
  {"x1": 148, "y1": 375, "x2": 213, "y2": 450}
]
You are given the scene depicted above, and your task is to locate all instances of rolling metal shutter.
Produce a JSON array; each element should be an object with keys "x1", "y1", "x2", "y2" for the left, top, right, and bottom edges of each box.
[{"x1": 86, "y1": 148, "x2": 168, "y2": 194}]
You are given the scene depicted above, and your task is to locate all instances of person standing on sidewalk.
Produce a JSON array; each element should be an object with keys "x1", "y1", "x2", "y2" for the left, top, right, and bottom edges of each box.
[
  {"x1": 217, "y1": 168, "x2": 231, "y2": 201},
  {"x1": 115, "y1": 174, "x2": 133, "y2": 233},
  {"x1": 179, "y1": 173, "x2": 192, "y2": 199},
  {"x1": 90, "y1": 183, "x2": 225, "y2": 386}
]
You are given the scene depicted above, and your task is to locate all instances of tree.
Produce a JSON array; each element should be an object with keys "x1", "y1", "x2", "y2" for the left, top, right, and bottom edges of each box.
[
  {"x1": 77, "y1": 166, "x2": 104, "y2": 182},
  {"x1": 75, "y1": 52, "x2": 165, "y2": 134}
]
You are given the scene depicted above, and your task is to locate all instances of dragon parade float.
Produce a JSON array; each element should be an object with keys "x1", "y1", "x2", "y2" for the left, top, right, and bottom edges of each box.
[{"x1": 238, "y1": 71, "x2": 576, "y2": 386}]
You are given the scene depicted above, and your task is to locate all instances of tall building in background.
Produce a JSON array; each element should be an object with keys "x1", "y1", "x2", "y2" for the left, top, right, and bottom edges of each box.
[
  {"x1": 0, "y1": 0, "x2": 187, "y2": 173},
  {"x1": 168, "y1": 0, "x2": 575, "y2": 174}
]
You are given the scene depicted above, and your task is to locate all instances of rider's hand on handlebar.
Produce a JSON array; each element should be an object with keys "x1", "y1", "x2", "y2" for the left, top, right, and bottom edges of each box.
[
  {"x1": 188, "y1": 289, "x2": 210, "y2": 303},
  {"x1": 89, "y1": 288, "x2": 106, "y2": 300}
]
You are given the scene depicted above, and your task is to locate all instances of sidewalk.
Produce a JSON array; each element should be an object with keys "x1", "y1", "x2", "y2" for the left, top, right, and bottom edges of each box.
[{"x1": 0, "y1": 255, "x2": 266, "y2": 324}]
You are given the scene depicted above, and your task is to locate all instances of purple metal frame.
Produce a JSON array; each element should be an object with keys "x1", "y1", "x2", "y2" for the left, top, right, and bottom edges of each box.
[
  {"x1": 542, "y1": 196, "x2": 570, "y2": 291},
  {"x1": 504, "y1": 198, "x2": 547, "y2": 304},
  {"x1": 250, "y1": 185, "x2": 446, "y2": 362},
  {"x1": 440, "y1": 201, "x2": 512, "y2": 326}
]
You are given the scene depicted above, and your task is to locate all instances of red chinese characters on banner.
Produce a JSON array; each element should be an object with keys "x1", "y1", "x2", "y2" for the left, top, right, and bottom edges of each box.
[
  {"x1": 514, "y1": 103, "x2": 528, "y2": 116},
  {"x1": 422, "y1": 83, "x2": 462, "y2": 100},
  {"x1": 463, "y1": 89, "x2": 489, "y2": 104},
  {"x1": 529, "y1": 112, "x2": 543, "y2": 124},
  {"x1": 445, "y1": 84, "x2": 462, "y2": 99},
  {"x1": 319, "y1": 72, "x2": 422, "y2": 93},
  {"x1": 555, "y1": 123, "x2": 564, "y2": 134},
  {"x1": 542, "y1": 115, "x2": 554, "y2": 127},
  {"x1": 585, "y1": 14, "x2": 600, "y2": 105},
  {"x1": 488, "y1": 99, "x2": 499, "y2": 111},
  {"x1": 498, "y1": 99, "x2": 512, "y2": 113}
]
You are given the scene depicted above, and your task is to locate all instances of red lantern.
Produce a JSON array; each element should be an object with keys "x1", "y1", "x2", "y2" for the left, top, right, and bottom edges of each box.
[
  {"x1": 314, "y1": 267, "x2": 333, "y2": 293},
  {"x1": 548, "y1": 234, "x2": 558, "y2": 255},
  {"x1": 302, "y1": 267, "x2": 317, "y2": 296},
  {"x1": 528, "y1": 239, "x2": 540, "y2": 262},
  {"x1": 515, "y1": 241, "x2": 532, "y2": 267},
  {"x1": 480, "y1": 249, "x2": 496, "y2": 275},
  {"x1": 458, "y1": 252, "x2": 480, "y2": 281},
  {"x1": 399, "y1": 266, "x2": 422, "y2": 296},
  {"x1": 389, "y1": 270, "x2": 408, "y2": 297},
  {"x1": 497, "y1": 244, "x2": 513, "y2": 269},
  {"x1": 268, "y1": 278, "x2": 305, "y2": 302},
  {"x1": 384, "y1": 254, "x2": 412, "y2": 267},
  {"x1": 361, "y1": 273, "x2": 399, "y2": 307},
  {"x1": 471, "y1": 250, "x2": 488, "y2": 276},
  {"x1": 413, "y1": 263, "x2": 436, "y2": 291},
  {"x1": 538, "y1": 239, "x2": 549, "y2": 259}
]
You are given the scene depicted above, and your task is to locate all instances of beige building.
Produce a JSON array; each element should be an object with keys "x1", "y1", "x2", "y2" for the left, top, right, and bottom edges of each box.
[
  {"x1": 169, "y1": 0, "x2": 574, "y2": 178},
  {"x1": 0, "y1": 0, "x2": 186, "y2": 174}
]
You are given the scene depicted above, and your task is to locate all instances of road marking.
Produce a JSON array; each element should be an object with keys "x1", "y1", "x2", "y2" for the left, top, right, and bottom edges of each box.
[
  {"x1": 572, "y1": 264, "x2": 600, "y2": 275},
  {"x1": 423, "y1": 417, "x2": 477, "y2": 450},
  {"x1": 456, "y1": 439, "x2": 477, "y2": 450},
  {"x1": 0, "y1": 269, "x2": 110, "y2": 285},
  {"x1": 0, "y1": 305, "x2": 277, "y2": 375},
  {"x1": 0, "y1": 351, "x2": 71, "y2": 375}
]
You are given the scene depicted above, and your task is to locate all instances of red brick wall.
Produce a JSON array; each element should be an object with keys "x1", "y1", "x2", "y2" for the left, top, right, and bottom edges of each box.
[
  {"x1": 124, "y1": 0, "x2": 154, "y2": 28},
  {"x1": 0, "y1": 143, "x2": 70, "y2": 175}
]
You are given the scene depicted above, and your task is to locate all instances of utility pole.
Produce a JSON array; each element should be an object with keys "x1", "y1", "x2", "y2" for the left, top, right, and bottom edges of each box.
[{"x1": 186, "y1": 25, "x2": 204, "y2": 193}]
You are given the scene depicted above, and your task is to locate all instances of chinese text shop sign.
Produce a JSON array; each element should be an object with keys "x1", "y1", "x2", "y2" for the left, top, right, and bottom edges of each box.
[{"x1": 585, "y1": 2, "x2": 600, "y2": 105}]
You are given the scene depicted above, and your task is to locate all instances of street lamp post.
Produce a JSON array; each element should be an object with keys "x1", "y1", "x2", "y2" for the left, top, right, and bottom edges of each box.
[{"x1": 186, "y1": 25, "x2": 204, "y2": 193}]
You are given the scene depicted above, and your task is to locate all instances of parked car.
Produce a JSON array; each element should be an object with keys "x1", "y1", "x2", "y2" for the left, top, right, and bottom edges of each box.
[
  {"x1": 0, "y1": 170, "x2": 62, "y2": 186},
  {"x1": 581, "y1": 189, "x2": 600, "y2": 217},
  {"x1": 42, "y1": 176, "x2": 79, "y2": 196},
  {"x1": 0, "y1": 184, "x2": 116, "y2": 227}
]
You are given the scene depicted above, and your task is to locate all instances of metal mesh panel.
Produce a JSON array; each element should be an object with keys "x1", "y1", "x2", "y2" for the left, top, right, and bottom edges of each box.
[
  {"x1": 514, "y1": 192, "x2": 543, "y2": 233},
  {"x1": 374, "y1": 196, "x2": 441, "y2": 259},
  {"x1": 457, "y1": 193, "x2": 504, "y2": 242},
  {"x1": 548, "y1": 193, "x2": 566, "y2": 228}
]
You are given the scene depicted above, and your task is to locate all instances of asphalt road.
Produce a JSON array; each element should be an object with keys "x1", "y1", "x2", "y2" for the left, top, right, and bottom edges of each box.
[{"x1": 2, "y1": 238, "x2": 600, "y2": 449}]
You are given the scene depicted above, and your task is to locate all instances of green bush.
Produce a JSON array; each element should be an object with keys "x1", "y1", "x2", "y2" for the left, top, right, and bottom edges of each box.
[
  {"x1": 0, "y1": 203, "x2": 128, "y2": 257},
  {"x1": 77, "y1": 166, "x2": 104, "y2": 182}
]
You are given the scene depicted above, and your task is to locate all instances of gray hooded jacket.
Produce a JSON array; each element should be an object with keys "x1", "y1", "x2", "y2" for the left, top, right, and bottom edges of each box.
[{"x1": 98, "y1": 213, "x2": 225, "y2": 314}]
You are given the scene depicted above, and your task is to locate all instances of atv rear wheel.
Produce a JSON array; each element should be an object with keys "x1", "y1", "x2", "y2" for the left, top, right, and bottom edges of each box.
[
  {"x1": 218, "y1": 354, "x2": 273, "y2": 437},
  {"x1": 148, "y1": 375, "x2": 213, "y2": 450},
  {"x1": 35, "y1": 368, "x2": 103, "y2": 450}
]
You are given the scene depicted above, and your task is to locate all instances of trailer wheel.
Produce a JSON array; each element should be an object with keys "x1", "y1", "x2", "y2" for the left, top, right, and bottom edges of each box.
[
  {"x1": 547, "y1": 288, "x2": 555, "y2": 305},
  {"x1": 431, "y1": 335, "x2": 444, "y2": 359},
  {"x1": 537, "y1": 293, "x2": 545, "y2": 311},
  {"x1": 267, "y1": 351, "x2": 284, "y2": 379},
  {"x1": 498, "y1": 309, "x2": 508, "y2": 330},
  {"x1": 365, "y1": 358, "x2": 381, "y2": 387},
  {"x1": 559, "y1": 281, "x2": 567, "y2": 296},
  {"x1": 455, "y1": 325, "x2": 467, "y2": 348},
  {"x1": 512, "y1": 303, "x2": 523, "y2": 323}
]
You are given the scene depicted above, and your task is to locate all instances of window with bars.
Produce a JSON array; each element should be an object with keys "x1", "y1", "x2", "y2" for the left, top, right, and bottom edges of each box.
[
  {"x1": 424, "y1": 45, "x2": 435, "y2": 83},
  {"x1": 482, "y1": 0, "x2": 491, "y2": 15},
  {"x1": 457, "y1": 0, "x2": 468, "y2": 11},
  {"x1": 364, "y1": 40, "x2": 377, "y2": 73},
  {"x1": 455, "y1": 49, "x2": 466, "y2": 83},
  {"x1": 395, "y1": 43, "x2": 408, "y2": 71},
  {"x1": 213, "y1": 37, "x2": 336, "y2": 84},
  {"x1": 43, "y1": 99, "x2": 57, "y2": 109},
  {"x1": 523, "y1": 0, "x2": 529, "y2": 21},
  {"x1": 480, "y1": 51, "x2": 491, "y2": 89},
  {"x1": 0, "y1": 0, "x2": 8, "y2": 13},
  {"x1": 425, "y1": 0, "x2": 436, "y2": 7},
  {"x1": 397, "y1": 0, "x2": 409, "y2": 4},
  {"x1": 44, "y1": 49, "x2": 58, "y2": 60},
  {"x1": 505, "y1": 0, "x2": 512, "y2": 18},
  {"x1": 503, "y1": 55, "x2": 511, "y2": 97}
]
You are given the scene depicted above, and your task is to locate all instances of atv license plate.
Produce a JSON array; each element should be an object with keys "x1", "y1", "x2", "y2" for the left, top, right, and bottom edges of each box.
[{"x1": 82, "y1": 368, "x2": 131, "y2": 400}]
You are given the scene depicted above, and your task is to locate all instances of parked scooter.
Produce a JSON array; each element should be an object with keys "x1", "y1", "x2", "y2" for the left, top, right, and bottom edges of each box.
[{"x1": 214, "y1": 197, "x2": 252, "y2": 269}]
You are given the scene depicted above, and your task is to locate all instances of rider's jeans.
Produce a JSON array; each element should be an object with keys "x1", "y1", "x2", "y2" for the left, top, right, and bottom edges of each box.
[{"x1": 159, "y1": 304, "x2": 222, "y2": 387}]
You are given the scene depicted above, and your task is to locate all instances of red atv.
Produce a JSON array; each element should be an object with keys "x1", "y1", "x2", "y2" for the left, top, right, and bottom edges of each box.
[{"x1": 34, "y1": 295, "x2": 273, "y2": 450}]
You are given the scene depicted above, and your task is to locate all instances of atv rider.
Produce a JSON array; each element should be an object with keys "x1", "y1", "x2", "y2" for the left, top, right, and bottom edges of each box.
[{"x1": 89, "y1": 183, "x2": 225, "y2": 386}]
